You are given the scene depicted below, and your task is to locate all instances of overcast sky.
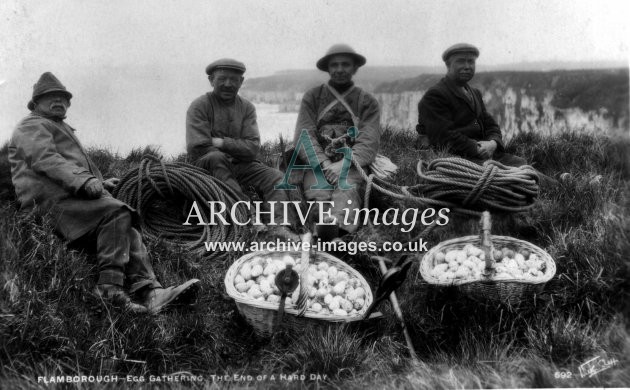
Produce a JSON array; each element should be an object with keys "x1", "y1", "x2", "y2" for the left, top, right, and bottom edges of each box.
[{"x1": 1, "y1": 0, "x2": 628, "y2": 154}]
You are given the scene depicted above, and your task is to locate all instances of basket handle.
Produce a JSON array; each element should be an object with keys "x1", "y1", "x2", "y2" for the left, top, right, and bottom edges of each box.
[{"x1": 479, "y1": 211, "x2": 494, "y2": 275}]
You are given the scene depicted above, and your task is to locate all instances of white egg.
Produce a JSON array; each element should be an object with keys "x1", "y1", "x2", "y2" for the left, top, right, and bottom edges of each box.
[
  {"x1": 239, "y1": 264, "x2": 252, "y2": 280},
  {"x1": 332, "y1": 308, "x2": 348, "y2": 316},
  {"x1": 251, "y1": 264, "x2": 263, "y2": 278},
  {"x1": 332, "y1": 281, "x2": 347, "y2": 295},
  {"x1": 234, "y1": 275, "x2": 245, "y2": 285},
  {"x1": 445, "y1": 250, "x2": 458, "y2": 263},
  {"x1": 317, "y1": 262, "x2": 329, "y2": 271},
  {"x1": 267, "y1": 294, "x2": 280, "y2": 303}
]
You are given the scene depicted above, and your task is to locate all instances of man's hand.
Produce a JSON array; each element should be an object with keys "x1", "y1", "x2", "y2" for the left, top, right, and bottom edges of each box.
[
  {"x1": 82, "y1": 178, "x2": 103, "y2": 199},
  {"x1": 103, "y1": 177, "x2": 120, "y2": 192},
  {"x1": 211, "y1": 137, "x2": 225, "y2": 148},
  {"x1": 323, "y1": 160, "x2": 344, "y2": 185},
  {"x1": 477, "y1": 140, "x2": 497, "y2": 160}
]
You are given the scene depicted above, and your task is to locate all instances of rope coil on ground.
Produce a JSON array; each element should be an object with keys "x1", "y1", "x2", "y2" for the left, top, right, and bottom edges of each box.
[
  {"x1": 113, "y1": 155, "x2": 249, "y2": 261},
  {"x1": 354, "y1": 156, "x2": 539, "y2": 215},
  {"x1": 353, "y1": 156, "x2": 539, "y2": 239}
]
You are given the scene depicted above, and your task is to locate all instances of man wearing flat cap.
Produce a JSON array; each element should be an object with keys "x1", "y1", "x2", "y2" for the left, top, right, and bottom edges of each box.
[
  {"x1": 417, "y1": 43, "x2": 527, "y2": 166},
  {"x1": 186, "y1": 59, "x2": 299, "y2": 240},
  {"x1": 9, "y1": 72, "x2": 199, "y2": 314},
  {"x1": 291, "y1": 44, "x2": 381, "y2": 238}
]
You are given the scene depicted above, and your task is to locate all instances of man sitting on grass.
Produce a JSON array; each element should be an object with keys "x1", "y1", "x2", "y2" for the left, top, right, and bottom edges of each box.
[
  {"x1": 9, "y1": 72, "x2": 199, "y2": 314},
  {"x1": 291, "y1": 44, "x2": 382, "y2": 239},
  {"x1": 186, "y1": 58, "x2": 300, "y2": 241},
  {"x1": 416, "y1": 43, "x2": 527, "y2": 167}
]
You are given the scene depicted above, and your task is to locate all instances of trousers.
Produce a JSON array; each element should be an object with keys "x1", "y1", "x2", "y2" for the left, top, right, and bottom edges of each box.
[
  {"x1": 73, "y1": 208, "x2": 161, "y2": 293},
  {"x1": 194, "y1": 150, "x2": 298, "y2": 225},
  {"x1": 301, "y1": 165, "x2": 365, "y2": 234}
]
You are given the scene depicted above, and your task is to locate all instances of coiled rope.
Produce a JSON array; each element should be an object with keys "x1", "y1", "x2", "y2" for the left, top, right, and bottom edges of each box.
[
  {"x1": 355, "y1": 156, "x2": 539, "y2": 237},
  {"x1": 113, "y1": 155, "x2": 249, "y2": 260}
]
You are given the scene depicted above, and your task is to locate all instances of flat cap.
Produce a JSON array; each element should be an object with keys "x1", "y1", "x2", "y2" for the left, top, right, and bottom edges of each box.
[
  {"x1": 205, "y1": 58, "x2": 246, "y2": 75},
  {"x1": 316, "y1": 43, "x2": 366, "y2": 71},
  {"x1": 442, "y1": 43, "x2": 479, "y2": 62}
]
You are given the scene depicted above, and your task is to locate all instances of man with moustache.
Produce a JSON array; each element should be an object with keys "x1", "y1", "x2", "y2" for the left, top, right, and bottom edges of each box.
[
  {"x1": 292, "y1": 44, "x2": 381, "y2": 238},
  {"x1": 9, "y1": 72, "x2": 199, "y2": 314},
  {"x1": 186, "y1": 59, "x2": 299, "y2": 241},
  {"x1": 416, "y1": 43, "x2": 527, "y2": 167}
]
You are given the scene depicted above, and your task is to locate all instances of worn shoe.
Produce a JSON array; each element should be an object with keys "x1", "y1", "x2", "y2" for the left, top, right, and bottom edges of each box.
[
  {"x1": 94, "y1": 284, "x2": 148, "y2": 313},
  {"x1": 142, "y1": 279, "x2": 200, "y2": 314}
]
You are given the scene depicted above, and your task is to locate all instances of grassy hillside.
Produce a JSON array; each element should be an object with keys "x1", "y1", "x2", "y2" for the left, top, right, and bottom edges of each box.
[{"x1": 1, "y1": 128, "x2": 629, "y2": 389}]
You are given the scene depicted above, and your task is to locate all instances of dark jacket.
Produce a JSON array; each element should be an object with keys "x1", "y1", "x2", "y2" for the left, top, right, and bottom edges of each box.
[{"x1": 417, "y1": 77, "x2": 504, "y2": 158}]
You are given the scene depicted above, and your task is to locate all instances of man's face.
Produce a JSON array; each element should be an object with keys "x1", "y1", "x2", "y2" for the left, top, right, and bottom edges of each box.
[
  {"x1": 327, "y1": 55, "x2": 358, "y2": 85},
  {"x1": 34, "y1": 92, "x2": 70, "y2": 118},
  {"x1": 209, "y1": 69, "x2": 244, "y2": 101},
  {"x1": 446, "y1": 53, "x2": 477, "y2": 84}
]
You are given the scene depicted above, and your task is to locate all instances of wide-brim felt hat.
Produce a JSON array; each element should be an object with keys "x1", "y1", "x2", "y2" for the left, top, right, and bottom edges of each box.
[
  {"x1": 316, "y1": 44, "x2": 367, "y2": 71},
  {"x1": 442, "y1": 43, "x2": 480, "y2": 62},
  {"x1": 205, "y1": 58, "x2": 246, "y2": 75},
  {"x1": 27, "y1": 72, "x2": 72, "y2": 110}
]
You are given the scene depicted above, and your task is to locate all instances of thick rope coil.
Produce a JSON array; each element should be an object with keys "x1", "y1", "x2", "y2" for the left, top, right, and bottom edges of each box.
[
  {"x1": 113, "y1": 155, "x2": 249, "y2": 261},
  {"x1": 351, "y1": 155, "x2": 539, "y2": 242}
]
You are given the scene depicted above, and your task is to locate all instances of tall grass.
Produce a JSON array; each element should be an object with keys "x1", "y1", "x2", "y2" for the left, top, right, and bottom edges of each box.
[{"x1": 1, "y1": 128, "x2": 629, "y2": 388}]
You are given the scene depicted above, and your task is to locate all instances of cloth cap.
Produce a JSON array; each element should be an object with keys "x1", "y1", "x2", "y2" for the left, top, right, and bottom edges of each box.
[
  {"x1": 316, "y1": 43, "x2": 367, "y2": 71},
  {"x1": 442, "y1": 43, "x2": 480, "y2": 62},
  {"x1": 205, "y1": 58, "x2": 246, "y2": 75},
  {"x1": 27, "y1": 72, "x2": 72, "y2": 110}
]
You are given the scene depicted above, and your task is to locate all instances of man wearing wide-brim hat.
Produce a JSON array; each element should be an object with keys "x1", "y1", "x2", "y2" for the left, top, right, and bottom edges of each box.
[
  {"x1": 416, "y1": 43, "x2": 527, "y2": 167},
  {"x1": 186, "y1": 58, "x2": 300, "y2": 241},
  {"x1": 9, "y1": 72, "x2": 200, "y2": 314},
  {"x1": 292, "y1": 44, "x2": 381, "y2": 238}
]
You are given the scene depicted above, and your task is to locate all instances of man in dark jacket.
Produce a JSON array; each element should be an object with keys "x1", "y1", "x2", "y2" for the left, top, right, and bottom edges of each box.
[
  {"x1": 417, "y1": 43, "x2": 526, "y2": 166},
  {"x1": 9, "y1": 72, "x2": 199, "y2": 314}
]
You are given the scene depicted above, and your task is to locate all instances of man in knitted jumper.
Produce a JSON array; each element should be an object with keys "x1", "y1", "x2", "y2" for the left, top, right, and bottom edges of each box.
[{"x1": 186, "y1": 59, "x2": 299, "y2": 241}]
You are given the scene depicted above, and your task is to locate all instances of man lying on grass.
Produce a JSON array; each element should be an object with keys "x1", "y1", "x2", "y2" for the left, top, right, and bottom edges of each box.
[{"x1": 8, "y1": 72, "x2": 199, "y2": 314}]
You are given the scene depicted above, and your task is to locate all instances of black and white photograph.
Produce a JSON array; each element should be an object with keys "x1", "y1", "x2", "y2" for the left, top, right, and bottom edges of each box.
[{"x1": 1, "y1": 1, "x2": 628, "y2": 389}]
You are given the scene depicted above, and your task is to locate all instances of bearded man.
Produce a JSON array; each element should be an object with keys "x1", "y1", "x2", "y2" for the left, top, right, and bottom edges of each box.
[{"x1": 9, "y1": 72, "x2": 199, "y2": 314}]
